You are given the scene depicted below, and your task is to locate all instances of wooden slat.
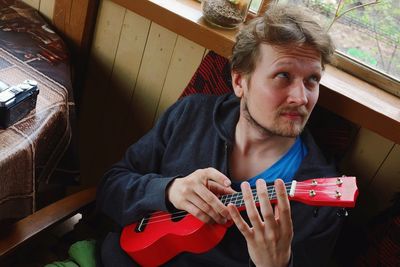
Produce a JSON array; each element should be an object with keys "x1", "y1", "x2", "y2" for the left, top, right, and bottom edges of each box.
[
  {"x1": 155, "y1": 36, "x2": 205, "y2": 121},
  {"x1": 52, "y1": 0, "x2": 99, "y2": 106},
  {"x1": 53, "y1": 0, "x2": 98, "y2": 56},
  {"x1": 0, "y1": 187, "x2": 96, "y2": 258},
  {"x1": 39, "y1": 0, "x2": 55, "y2": 21},
  {"x1": 100, "y1": 10, "x2": 152, "y2": 166},
  {"x1": 121, "y1": 22, "x2": 177, "y2": 146},
  {"x1": 79, "y1": 0, "x2": 126, "y2": 184}
]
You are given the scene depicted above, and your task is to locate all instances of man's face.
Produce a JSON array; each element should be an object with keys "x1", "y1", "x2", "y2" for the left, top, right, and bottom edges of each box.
[{"x1": 232, "y1": 44, "x2": 322, "y2": 138}]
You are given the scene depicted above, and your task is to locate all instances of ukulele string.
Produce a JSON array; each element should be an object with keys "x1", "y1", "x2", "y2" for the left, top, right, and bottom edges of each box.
[
  {"x1": 147, "y1": 186, "x2": 281, "y2": 218},
  {"x1": 144, "y1": 188, "x2": 279, "y2": 223},
  {"x1": 143, "y1": 183, "x2": 346, "y2": 224}
]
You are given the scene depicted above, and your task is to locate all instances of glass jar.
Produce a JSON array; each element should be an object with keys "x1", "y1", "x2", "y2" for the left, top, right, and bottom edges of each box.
[{"x1": 201, "y1": 0, "x2": 251, "y2": 29}]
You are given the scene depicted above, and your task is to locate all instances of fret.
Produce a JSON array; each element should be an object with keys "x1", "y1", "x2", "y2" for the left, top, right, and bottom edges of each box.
[
  {"x1": 224, "y1": 194, "x2": 232, "y2": 205},
  {"x1": 232, "y1": 192, "x2": 240, "y2": 206},
  {"x1": 220, "y1": 194, "x2": 227, "y2": 203},
  {"x1": 219, "y1": 183, "x2": 294, "y2": 208}
]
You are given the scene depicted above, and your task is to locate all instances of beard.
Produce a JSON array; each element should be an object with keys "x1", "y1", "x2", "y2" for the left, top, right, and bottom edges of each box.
[{"x1": 242, "y1": 98, "x2": 309, "y2": 138}]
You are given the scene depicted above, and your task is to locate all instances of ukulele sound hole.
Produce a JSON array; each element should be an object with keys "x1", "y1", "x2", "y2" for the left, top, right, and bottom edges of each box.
[{"x1": 171, "y1": 211, "x2": 187, "y2": 222}]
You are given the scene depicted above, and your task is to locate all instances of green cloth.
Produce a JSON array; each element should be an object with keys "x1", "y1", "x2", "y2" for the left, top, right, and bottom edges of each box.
[
  {"x1": 44, "y1": 260, "x2": 79, "y2": 267},
  {"x1": 45, "y1": 240, "x2": 96, "y2": 267},
  {"x1": 68, "y1": 240, "x2": 96, "y2": 267}
]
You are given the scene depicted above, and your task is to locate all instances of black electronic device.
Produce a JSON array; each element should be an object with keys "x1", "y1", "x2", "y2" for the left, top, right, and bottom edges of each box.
[{"x1": 0, "y1": 79, "x2": 39, "y2": 128}]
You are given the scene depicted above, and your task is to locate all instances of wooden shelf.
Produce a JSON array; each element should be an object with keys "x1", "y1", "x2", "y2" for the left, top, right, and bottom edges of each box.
[{"x1": 111, "y1": 0, "x2": 400, "y2": 144}]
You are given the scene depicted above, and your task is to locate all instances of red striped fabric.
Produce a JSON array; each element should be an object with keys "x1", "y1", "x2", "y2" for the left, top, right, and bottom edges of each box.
[{"x1": 180, "y1": 51, "x2": 233, "y2": 98}]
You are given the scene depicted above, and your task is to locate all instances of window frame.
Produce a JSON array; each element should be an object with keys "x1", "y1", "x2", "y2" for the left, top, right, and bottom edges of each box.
[
  {"x1": 332, "y1": 52, "x2": 400, "y2": 98},
  {"x1": 248, "y1": 0, "x2": 400, "y2": 98}
]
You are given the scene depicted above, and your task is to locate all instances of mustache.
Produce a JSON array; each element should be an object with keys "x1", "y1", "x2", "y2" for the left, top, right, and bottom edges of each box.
[{"x1": 278, "y1": 106, "x2": 309, "y2": 117}]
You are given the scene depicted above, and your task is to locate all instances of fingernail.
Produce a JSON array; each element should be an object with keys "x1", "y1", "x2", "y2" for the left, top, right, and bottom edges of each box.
[{"x1": 224, "y1": 180, "x2": 231, "y2": 186}]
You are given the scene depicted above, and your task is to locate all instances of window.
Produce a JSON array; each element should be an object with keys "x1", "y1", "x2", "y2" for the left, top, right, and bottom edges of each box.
[{"x1": 249, "y1": 0, "x2": 400, "y2": 97}]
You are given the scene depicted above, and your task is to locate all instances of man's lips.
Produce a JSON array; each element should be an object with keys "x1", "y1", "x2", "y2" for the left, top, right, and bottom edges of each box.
[{"x1": 280, "y1": 111, "x2": 307, "y2": 120}]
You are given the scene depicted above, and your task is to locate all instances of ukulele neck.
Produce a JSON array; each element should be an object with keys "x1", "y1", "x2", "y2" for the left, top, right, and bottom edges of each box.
[{"x1": 218, "y1": 181, "x2": 297, "y2": 208}]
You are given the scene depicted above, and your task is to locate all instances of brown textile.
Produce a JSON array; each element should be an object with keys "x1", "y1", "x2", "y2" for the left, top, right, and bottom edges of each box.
[
  {"x1": 0, "y1": 0, "x2": 79, "y2": 222},
  {"x1": 0, "y1": 47, "x2": 71, "y2": 221}
]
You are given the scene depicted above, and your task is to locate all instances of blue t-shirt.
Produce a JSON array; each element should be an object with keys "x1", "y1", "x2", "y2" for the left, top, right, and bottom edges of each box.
[{"x1": 232, "y1": 137, "x2": 308, "y2": 190}]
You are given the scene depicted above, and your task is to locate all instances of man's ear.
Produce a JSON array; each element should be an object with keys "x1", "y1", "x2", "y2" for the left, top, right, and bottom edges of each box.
[{"x1": 231, "y1": 71, "x2": 246, "y2": 98}]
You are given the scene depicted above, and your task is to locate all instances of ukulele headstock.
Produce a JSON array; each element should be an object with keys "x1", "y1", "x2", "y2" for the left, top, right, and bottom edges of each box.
[{"x1": 290, "y1": 176, "x2": 358, "y2": 208}]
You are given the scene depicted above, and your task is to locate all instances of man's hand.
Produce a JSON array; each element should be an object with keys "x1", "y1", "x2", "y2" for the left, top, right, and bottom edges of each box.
[
  {"x1": 167, "y1": 168, "x2": 235, "y2": 224},
  {"x1": 227, "y1": 179, "x2": 293, "y2": 267}
]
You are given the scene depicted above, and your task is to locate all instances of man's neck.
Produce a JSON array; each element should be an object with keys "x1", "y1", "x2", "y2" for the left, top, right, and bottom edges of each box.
[
  {"x1": 229, "y1": 117, "x2": 297, "y2": 182},
  {"x1": 234, "y1": 116, "x2": 296, "y2": 156}
]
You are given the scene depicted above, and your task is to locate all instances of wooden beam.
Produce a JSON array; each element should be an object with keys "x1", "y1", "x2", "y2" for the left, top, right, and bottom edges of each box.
[{"x1": 52, "y1": 0, "x2": 99, "y2": 107}]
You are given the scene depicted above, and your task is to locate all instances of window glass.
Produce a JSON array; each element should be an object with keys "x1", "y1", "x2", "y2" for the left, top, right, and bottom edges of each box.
[
  {"x1": 249, "y1": 0, "x2": 263, "y2": 12},
  {"x1": 277, "y1": 0, "x2": 400, "y2": 82}
]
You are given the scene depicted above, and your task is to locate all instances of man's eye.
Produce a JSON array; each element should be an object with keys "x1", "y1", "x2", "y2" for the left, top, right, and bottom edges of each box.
[
  {"x1": 309, "y1": 75, "x2": 320, "y2": 83},
  {"x1": 276, "y1": 72, "x2": 289, "y2": 79}
]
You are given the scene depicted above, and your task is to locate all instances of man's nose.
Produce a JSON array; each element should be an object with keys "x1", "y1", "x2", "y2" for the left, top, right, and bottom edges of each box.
[{"x1": 287, "y1": 80, "x2": 308, "y2": 105}]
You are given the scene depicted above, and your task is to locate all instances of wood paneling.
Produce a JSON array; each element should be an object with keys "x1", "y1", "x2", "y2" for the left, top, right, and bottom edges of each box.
[
  {"x1": 53, "y1": 0, "x2": 98, "y2": 56},
  {"x1": 79, "y1": 0, "x2": 126, "y2": 184},
  {"x1": 368, "y1": 144, "x2": 400, "y2": 213},
  {"x1": 121, "y1": 22, "x2": 178, "y2": 146},
  {"x1": 52, "y1": 0, "x2": 98, "y2": 107},
  {"x1": 22, "y1": 0, "x2": 40, "y2": 10},
  {"x1": 339, "y1": 128, "x2": 396, "y2": 221},
  {"x1": 111, "y1": 0, "x2": 236, "y2": 58},
  {"x1": 340, "y1": 128, "x2": 394, "y2": 188},
  {"x1": 100, "y1": 10, "x2": 151, "y2": 166},
  {"x1": 155, "y1": 36, "x2": 205, "y2": 122},
  {"x1": 38, "y1": 0, "x2": 55, "y2": 21}
]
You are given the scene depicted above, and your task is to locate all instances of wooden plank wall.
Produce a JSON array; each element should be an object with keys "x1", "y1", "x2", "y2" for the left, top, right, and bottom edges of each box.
[{"x1": 79, "y1": 0, "x2": 206, "y2": 186}]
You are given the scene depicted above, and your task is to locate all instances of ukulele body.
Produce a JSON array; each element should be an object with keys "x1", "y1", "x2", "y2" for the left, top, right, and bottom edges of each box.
[{"x1": 120, "y1": 211, "x2": 231, "y2": 267}]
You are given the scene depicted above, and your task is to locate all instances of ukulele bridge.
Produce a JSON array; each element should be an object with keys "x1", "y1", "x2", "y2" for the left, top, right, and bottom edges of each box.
[{"x1": 135, "y1": 215, "x2": 151, "y2": 233}]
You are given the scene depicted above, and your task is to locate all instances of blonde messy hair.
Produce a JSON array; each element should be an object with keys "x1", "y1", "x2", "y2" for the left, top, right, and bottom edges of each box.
[{"x1": 230, "y1": 4, "x2": 335, "y2": 74}]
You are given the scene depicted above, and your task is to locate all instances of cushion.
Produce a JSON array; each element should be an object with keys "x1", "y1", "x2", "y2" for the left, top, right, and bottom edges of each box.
[{"x1": 180, "y1": 51, "x2": 233, "y2": 98}]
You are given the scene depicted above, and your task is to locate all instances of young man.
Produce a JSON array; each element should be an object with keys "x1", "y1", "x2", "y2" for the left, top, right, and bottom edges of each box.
[{"x1": 97, "y1": 4, "x2": 343, "y2": 267}]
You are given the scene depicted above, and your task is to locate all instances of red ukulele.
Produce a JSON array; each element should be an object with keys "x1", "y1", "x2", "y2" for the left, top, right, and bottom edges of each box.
[{"x1": 120, "y1": 176, "x2": 358, "y2": 266}]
